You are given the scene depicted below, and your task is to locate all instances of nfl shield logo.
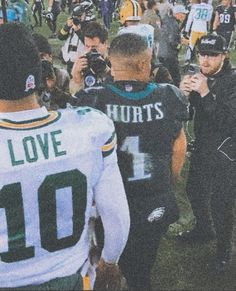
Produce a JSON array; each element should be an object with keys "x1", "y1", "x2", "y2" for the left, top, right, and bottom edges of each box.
[{"x1": 25, "y1": 75, "x2": 36, "y2": 92}]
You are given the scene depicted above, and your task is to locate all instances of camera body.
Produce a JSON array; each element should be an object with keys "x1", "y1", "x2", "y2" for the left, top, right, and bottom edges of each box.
[
  {"x1": 38, "y1": 60, "x2": 56, "y2": 103},
  {"x1": 82, "y1": 49, "x2": 107, "y2": 87},
  {"x1": 183, "y1": 63, "x2": 200, "y2": 76},
  {"x1": 41, "y1": 59, "x2": 56, "y2": 85},
  {"x1": 85, "y1": 49, "x2": 107, "y2": 75},
  {"x1": 72, "y1": 16, "x2": 81, "y2": 26}
]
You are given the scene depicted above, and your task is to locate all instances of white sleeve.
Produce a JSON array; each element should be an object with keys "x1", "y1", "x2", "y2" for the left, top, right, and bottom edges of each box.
[{"x1": 94, "y1": 154, "x2": 130, "y2": 264}]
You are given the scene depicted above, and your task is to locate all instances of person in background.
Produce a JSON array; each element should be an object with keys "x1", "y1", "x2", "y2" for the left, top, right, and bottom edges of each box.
[
  {"x1": 141, "y1": 0, "x2": 161, "y2": 59},
  {"x1": 0, "y1": 0, "x2": 32, "y2": 28},
  {"x1": 177, "y1": 34, "x2": 236, "y2": 273},
  {"x1": 183, "y1": 0, "x2": 213, "y2": 63},
  {"x1": 58, "y1": 1, "x2": 96, "y2": 76},
  {"x1": 0, "y1": 22, "x2": 130, "y2": 290},
  {"x1": 99, "y1": 0, "x2": 114, "y2": 29},
  {"x1": 212, "y1": 0, "x2": 236, "y2": 49},
  {"x1": 156, "y1": 0, "x2": 172, "y2": 20},
  {"x1": 32, "y1": 0, "x2": 45, "y2": 27},
  {"x1": 118, "y1": 0, "x2": 173, "y2": 84},
  {"x1": 158, "y1": 5, "x2": 188, "y2": 86},
  {"x1": 46, "y1": 0, "x2": 61, "y2": 38},
  {"x1": 32, "y1": 33, "x2": 73, "y2": 110}
]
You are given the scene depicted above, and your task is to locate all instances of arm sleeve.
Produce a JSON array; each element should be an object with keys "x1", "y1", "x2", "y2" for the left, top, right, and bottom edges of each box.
[
  {"x1": 94, "y1": 161, "x2": 130, "y2": 264},
  {"x1": 93, "y1": 116, "x2": 130, "y2": 264}
]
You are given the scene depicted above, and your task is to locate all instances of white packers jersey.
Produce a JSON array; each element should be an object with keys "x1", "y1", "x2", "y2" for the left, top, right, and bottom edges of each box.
[
  {"x1": 0, "y1": 106, "x2": 129, "y2": 288},
  {"x1": 185, "y1": 3, "x2": 213, "y2": 33},
  {"x1": 118, "y1": 23, "x2": 154, "y2": 48}
]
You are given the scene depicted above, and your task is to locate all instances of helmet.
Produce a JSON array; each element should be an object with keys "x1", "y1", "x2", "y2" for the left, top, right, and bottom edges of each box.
[
  {"x1": 119, "y1": 0, "x2": 142, "y2": 25},
  {"x1": 72, "y1": 4, "x2": 87, "y2": 18},
  {"x1": 72, "y1": 1, "x2": 94, "y2": 22},
  {"x1": 80, "y1": 0, "x2": 94, "y2": 11}
]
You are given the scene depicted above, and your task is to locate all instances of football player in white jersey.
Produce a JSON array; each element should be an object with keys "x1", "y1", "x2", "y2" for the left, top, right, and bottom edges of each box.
[
  {"x1": 184, "y1": 0, "x2": 213, "y2": 62},
  {"x1": 0, "y1": 23, "x2": 130, "y2": 290},
  {"x1": 118, "y1": 0, "x2": 155, "y2": 49}
]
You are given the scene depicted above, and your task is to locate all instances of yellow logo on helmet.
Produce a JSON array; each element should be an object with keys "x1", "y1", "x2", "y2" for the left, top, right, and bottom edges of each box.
[{"x1": 119, "y1": 0, "x2": 142, "y2": 25}]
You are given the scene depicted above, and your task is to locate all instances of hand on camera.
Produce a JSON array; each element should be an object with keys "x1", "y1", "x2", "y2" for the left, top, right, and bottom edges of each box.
[
  {"x1": 71, "y1": 55, "x2": 88, "y2": 83},
  {"x1": 66, "y1": 17, "x2": 73, "y2": 27},
  {"x1": 190, "y1": 73, "x2": 210, "y2": 97},
  {"x1": 179, "y1": 75, "x2": 192, "y2": 96}
]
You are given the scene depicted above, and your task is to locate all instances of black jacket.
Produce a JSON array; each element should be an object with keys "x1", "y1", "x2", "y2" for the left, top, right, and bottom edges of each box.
[{"x1": 189, "y1": 60, "x2": 236, "y2": 160}]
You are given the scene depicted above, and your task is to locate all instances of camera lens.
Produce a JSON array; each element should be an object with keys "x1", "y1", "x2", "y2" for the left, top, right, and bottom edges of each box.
[{"x1": 72, "y1": 17, "x2": 81, "y2": 25}]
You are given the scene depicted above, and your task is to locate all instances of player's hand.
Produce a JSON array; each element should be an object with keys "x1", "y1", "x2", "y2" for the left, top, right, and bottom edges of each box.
[
  {"x1": 190, "y1": 73, "x2": 210, "y2": 97},
  {"x1": 94, "y1": 258, "x2": 122, "y2": 290},
  {"x1": 179, "y1": 75, "x2": 192, "y2": 97}
]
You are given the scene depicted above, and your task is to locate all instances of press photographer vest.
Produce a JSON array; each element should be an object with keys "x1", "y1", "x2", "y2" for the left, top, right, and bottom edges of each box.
[{"x1": 61, "y1": 30, "x2": 85, "y2": 62}]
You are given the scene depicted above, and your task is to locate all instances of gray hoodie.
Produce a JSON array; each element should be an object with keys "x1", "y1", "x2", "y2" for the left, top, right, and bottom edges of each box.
[{"x1": 158, "y1": 14, "x2": 181, "y2": 59}]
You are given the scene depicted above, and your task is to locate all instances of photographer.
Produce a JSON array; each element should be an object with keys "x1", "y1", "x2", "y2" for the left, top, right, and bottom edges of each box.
[
  {"x1": 58, "y1": 1, "x2": 95, "y2": 76},
  {"x1": 38, "y1": 60, "x2": 74, "y2": 109},
  {"x1": 32, "y1": 33, "x2": 73, "y2": 109},
  {"x1": 69, "y1": 21, "x2": 111, "y2": 94},
  {"x1": 177, "y1": 34, "x2": 236, "y2": 273}
]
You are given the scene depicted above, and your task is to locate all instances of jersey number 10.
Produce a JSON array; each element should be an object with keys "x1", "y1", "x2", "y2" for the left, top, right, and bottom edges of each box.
[{"x1": 0, "y1": 169, "x2": 86, "y2": 263}]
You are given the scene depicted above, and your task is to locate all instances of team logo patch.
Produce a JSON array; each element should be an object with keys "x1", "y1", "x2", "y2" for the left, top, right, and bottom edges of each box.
[
  {"x1": 25, "y1": 75, "x2": 36, "y2": 92},
  {"x1": 147, "y1": 207, "x2": 165, "y2": 223},
  {"x1": 125, "y1": 84, "x2": 133, "y2": 92},
  {"x1": 84, "y1": 75, "x2": 96, "y2": 87}
]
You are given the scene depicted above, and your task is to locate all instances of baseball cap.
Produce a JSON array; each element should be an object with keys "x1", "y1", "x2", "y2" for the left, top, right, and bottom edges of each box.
[
  {"x1": 197, "y1": 34, "x2": 228, "y2": 55},
  {"x1": 172, "y1": 5, "x2": 188, "y2": 14}
]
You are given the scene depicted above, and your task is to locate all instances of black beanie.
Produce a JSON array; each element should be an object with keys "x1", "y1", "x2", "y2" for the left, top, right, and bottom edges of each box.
[{"x1": 0, "y1": 23, "x2": 42, "y2": 100}]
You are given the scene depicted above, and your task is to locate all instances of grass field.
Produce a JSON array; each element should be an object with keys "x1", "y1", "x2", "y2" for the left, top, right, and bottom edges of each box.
[{"x1": 32, "y1": 10, "x2": 236, "y2": 290}]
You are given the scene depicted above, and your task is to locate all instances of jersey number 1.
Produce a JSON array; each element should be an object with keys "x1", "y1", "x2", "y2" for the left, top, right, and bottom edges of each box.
[{"x1": 120, "y1": 136, "x2": 151, "y2": 181}]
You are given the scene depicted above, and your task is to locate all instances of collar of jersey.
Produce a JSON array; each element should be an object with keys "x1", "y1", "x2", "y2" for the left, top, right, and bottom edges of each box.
[
  {"x1": 0, "y1": 106, "x2": 49, "y2": 121},
  {"x1": 0, "y1": 107, "x2": 61, "y2": 130},
  {"x1": 105, "y1": 83, "x2": 158, "y2": 100}
]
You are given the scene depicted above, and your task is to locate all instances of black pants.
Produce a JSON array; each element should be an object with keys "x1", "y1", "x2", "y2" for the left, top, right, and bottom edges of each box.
[
  {"x1": 217, "y1": 30, "x2": 234, "y2": 49},
  {"x1": 119, "y1": 221, "x2": 168, "y2": 290},
  {"x1": 186, "y1": 150, "x2": 236, "y2": 250},
  {"x1": 47, "y1": 2, "x2": 60, "y2": 33},
  {"x1": 32, "y1": 2, "x2": 43, "y2": 26}
]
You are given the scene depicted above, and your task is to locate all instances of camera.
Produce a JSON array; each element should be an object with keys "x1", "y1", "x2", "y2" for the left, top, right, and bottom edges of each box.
[
  {"x1": 183, "y1": 63, "x2": 200, "y2": 76},
  {"x1": 82, "y1": 49, "x2": 107, "y2": 87},
  {"x1": 84, "y1": 49, "x2": 107, "y2": 75},
  {"x1": 38, "y1": 60, "x2": 56, "y2": 103},
  {"x1": 72, "y1": 16, "x2": 81, "y2": 26},
  {"x1": 41, "y1": 59, "x2": 56, "y2": 85}
]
